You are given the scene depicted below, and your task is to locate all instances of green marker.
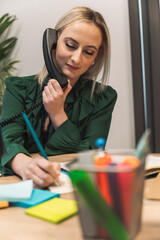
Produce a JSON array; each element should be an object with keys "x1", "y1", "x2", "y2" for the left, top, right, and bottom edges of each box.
[{"x1": 69, "y1": 169, "x2": 128, "y2": 240}]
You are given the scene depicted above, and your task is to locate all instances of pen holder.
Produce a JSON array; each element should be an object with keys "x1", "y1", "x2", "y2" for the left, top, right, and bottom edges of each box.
[{"x1": 67, "y1": 150, "x2": 146, "y2": 240}]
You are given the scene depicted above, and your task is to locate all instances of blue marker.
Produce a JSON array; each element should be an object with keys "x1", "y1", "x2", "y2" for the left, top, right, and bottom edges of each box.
[{"x1": 22, "y1": 112, "x2": 69, "y2": 176}]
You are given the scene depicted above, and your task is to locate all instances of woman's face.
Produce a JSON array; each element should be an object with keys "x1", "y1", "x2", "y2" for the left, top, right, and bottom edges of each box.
[{"x1": 55, "y1": 21, "x2": 102, "y2": 86}]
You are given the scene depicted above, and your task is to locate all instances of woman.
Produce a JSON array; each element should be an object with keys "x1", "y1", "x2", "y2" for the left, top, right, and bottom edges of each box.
[{"x1": 0, "y1": 6, "x2": 117, "y2": 188}]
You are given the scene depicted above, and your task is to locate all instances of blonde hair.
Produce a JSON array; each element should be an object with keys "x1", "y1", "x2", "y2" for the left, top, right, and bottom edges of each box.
[{"x1": 36, "y1": 6, "x2": 111, "y2": 95}]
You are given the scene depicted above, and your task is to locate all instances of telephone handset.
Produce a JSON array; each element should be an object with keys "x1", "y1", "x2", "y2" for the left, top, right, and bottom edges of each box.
[
  {"x1": 0, "y1": 28, "x2": 68, "y2": 128},
  {"x1": 43, "y1": 28, "x2": 68, "y2": 89}
]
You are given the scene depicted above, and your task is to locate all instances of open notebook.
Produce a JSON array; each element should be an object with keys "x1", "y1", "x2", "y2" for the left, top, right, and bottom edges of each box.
[{"x1": 145, "y1": 154, "x2": 160, "y2": 177}]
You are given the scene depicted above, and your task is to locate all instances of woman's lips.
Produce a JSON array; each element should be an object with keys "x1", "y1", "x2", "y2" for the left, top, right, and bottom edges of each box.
[{"x1": 66, "y1": 63, "x2": 79, "y2": 70}]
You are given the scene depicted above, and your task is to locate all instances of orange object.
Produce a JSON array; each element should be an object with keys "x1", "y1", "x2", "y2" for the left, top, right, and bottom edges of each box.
[
  {"x1": 94, "y1": 153, "x2": 113, "y2": 238},
  {"x1": 121, "y1": 155, "x2": 140, "y2": 168},
  {"x1": 94, "y1": 153, "x2": 113, "y2": 206},
  {"x1": 94, "y1": 153, "x2": 112, "y2": 166},
  {"x1": 0, "y1": 201, "x2": 9, "y2": 209}
]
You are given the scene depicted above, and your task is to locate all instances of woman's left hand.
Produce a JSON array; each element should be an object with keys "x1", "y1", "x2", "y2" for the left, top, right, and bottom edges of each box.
[{"x1": 42, "y1": 79, "x2": 72, "y2": 129}]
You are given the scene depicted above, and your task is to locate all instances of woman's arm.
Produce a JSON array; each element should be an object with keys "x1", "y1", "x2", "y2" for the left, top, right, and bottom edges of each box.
[{"x1": 44, "y1": 86, "x2": 117, "y2": 155}]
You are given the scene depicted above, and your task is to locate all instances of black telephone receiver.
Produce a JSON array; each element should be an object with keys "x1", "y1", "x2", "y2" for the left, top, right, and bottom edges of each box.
[
  {"x1": 0, "y1": 28, "x2": 68, "y2": 128},
  {"x1": 43, "y1": 28, "x2": 68, "y2": 89}
]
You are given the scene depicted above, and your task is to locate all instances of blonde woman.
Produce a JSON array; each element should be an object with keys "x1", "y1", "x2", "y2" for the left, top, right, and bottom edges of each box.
[{"x1": 0, "y1": 6, "x2": 117, "y2": 188}]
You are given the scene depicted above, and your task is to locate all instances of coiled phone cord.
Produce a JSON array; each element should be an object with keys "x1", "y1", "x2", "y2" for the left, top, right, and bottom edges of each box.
[{"x1": 0, "y1": 100, "x2": 43, "y2": 128}]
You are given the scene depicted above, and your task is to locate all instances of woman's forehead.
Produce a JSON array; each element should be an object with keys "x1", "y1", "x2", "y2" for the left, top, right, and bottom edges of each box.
[{"x1": 60, "y1": 21, "x2": 102, "y2": 47}]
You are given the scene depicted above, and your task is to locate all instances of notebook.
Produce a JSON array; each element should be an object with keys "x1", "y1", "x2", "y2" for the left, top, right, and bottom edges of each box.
[
  {"x1": 145, "y1": 154, "x2": 160, "y2": 177},
  {"x1": 10, "y1": 188, "x2": 59, "y2": 208},
  {"x1": 25, "y1": 197, "x2": 78, "y2": 223}
]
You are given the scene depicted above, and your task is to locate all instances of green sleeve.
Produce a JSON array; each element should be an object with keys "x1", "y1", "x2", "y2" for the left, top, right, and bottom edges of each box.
[
  {"x1": 0, "y1": 77, "x2": 31, "y2": 175},
  {"x1": 45, "y1": 87, "x2": 117, "y2": 155}
]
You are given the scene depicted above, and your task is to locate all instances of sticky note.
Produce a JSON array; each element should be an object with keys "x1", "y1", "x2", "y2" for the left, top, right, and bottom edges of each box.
[
  {"x1": 0, "y1": 180, "x2": 33, "y2": 202},
  {"x1": 10, "y1": 188, "x2": 59, "y2": 208},
  {"x1": 25, "y1": 198, "x2": 78, "y2": 223},
  {"x1": 0, "y1": 201, "x2": 9, "y2": 209}
]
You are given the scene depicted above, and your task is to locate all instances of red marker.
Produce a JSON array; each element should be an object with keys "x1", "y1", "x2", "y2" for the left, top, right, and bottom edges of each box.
[{"x1": 116, "y1": 156, "x2": 139, "y2": 231}]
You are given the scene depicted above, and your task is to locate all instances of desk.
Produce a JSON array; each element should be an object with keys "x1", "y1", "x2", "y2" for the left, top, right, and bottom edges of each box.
[{"x1": 0, "y1": 154, "x2": 160, "y2": 240}]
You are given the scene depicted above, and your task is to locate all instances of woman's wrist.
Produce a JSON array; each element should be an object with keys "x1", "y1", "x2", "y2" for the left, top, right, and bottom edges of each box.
[
  {"x1": 9, "y1": 153, "x2": 33, "y2": 178},
  {"x1": 50, "y1": 111, "x2": 68, "y2": 129}
]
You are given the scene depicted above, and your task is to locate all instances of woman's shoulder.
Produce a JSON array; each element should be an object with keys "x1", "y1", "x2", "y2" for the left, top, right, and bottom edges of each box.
[
  {"x1": 5, "y1": 75, "x2": 37, "y2": 88},
  {"x1": 82, "y1": 80, "x2": 117, "y2": 103},
  {"x1": 94, "y1": 84, "x2": 117, "y2": 109},
  {"x1": 102, "y1": 85, "x2": 117, "y2": 100}
]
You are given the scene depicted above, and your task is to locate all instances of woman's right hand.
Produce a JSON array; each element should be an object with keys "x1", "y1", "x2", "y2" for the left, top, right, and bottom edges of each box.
[{"x1": 9, "y1": 153, "x2": 61, "y2": 188}]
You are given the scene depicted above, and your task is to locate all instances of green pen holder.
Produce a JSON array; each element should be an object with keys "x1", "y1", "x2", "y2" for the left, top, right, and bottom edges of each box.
[{"x1": 67, "y1": 150, "x2": 146, "y2": 240}]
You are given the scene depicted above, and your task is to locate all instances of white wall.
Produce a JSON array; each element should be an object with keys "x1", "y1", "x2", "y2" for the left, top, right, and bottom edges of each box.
[{"x1": 0, "y1": 0, "x2": 135, "y2": 149}]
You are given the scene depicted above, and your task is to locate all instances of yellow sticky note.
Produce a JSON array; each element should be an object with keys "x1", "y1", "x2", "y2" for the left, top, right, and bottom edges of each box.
[{"x1": 25, "y1": 198, "x2": 78, "y2": 223}]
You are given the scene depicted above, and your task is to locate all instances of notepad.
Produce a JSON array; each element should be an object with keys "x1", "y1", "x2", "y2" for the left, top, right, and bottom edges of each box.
[
  {"x1": 0, "y1": 179, "x2": 33, "y2": 202},
  {"x1": 10, "y1": 188, "x2": 59, "y2": 208},
  {"x1": 145, "y1": 154, "x2": 160, "y2": 177},
  {"x1": 25, "y1": 198, "x2": 78, "y2": 223}
]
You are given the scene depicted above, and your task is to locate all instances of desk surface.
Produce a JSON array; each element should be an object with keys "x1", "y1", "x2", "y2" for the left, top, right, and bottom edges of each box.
[{"x1": 0, "y1": 154, "x2": 160, "y2": 240}]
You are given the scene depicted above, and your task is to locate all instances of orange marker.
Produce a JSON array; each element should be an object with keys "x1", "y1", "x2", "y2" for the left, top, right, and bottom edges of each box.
[
  {"x1": 94, "y1": 153, "x2": 113, "y2": 238},
  {"x1": 94, "y1": 153, "x2": 113, "y2": 207},
  {"x1": 121, "y1": 155, "x2": 140, "y2": 168}
]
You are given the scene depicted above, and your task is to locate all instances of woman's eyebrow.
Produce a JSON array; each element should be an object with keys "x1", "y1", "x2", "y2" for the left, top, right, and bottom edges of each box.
[{"x1": 65, "y1": 37, "x2": 98, "y2": 51}]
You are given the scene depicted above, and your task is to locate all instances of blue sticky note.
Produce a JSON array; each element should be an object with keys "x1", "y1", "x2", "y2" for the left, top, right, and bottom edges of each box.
[{"x1": 10, "y1": 188, "x2": 59, "y2": 208}]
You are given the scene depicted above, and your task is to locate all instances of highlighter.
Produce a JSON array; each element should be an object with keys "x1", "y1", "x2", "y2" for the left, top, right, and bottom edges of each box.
[
  {"x1": 94, "y1": 154, "x2": 113, "y2": 206},
  {"x1": 94, "y1": 138, "x2": 112, "y2": 205},
  {"x1": 94, "y1": 152, "x2": 113, "y2": 238}
]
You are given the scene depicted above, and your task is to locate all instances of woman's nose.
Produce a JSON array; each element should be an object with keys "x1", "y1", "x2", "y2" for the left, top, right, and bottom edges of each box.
[{"x1": 71, "y1": 49, "x2": 82, "y2": 64}]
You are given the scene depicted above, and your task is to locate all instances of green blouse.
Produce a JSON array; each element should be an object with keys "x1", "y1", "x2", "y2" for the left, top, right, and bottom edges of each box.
[{"x1": 0, "y1": 75, "x2": 117, "y2": 175}]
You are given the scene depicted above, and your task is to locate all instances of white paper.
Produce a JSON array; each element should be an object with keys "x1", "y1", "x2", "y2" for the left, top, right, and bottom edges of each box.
[{"x1": 49, "y1": 172, "x2": 74, "y2": 194}]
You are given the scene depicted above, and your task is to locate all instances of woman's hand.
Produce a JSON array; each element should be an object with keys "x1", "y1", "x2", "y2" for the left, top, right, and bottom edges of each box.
[
  {"x1": 22, "y1": 157, "x2": 61, "y2": 188},
  {"x1": 9, "y1": 153, "x2": 61, "y2": 189},
  {"x1": 42, "y1": 79, "x2": 72, "y2": 129}
]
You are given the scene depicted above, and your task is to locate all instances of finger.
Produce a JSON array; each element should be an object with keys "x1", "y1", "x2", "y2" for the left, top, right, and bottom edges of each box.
[
  {"x1": 32, "y1": 173, "x2": 48, "y2": 189},
  {"x1": 36, "y1": 159, "x2": 60, "y2": 182},
  {"x1": 43, "y1": 85, "x2": 53, "y2": 98},
  {"x1": 34, "y1": 164, "x2": 56, "y2": 185},
  {"x1": 49, "y1": 79, "x2": 63, "y2": 93},
  {"x1": 63, "y1": 80, "x2": 72, "y2": 97}
]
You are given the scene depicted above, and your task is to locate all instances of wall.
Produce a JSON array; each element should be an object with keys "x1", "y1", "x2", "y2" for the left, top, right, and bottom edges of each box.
[{"x1": 0, "y1": 0, "x2": 135, "y2": 149}]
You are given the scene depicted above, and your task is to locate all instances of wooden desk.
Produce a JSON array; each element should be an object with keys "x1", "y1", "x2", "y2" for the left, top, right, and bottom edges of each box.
[{"x1": 0, "y1": 154, "x2": 160, "y2": 240}]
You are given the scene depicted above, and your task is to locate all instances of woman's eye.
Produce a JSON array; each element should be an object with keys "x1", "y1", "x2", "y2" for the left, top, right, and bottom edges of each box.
[
  {"x1": 66, "y1": 42, "x2": 75, "y2": 49},
  {"x1": 85, "y1": 51, "x2": 95, "y2": 56}
]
